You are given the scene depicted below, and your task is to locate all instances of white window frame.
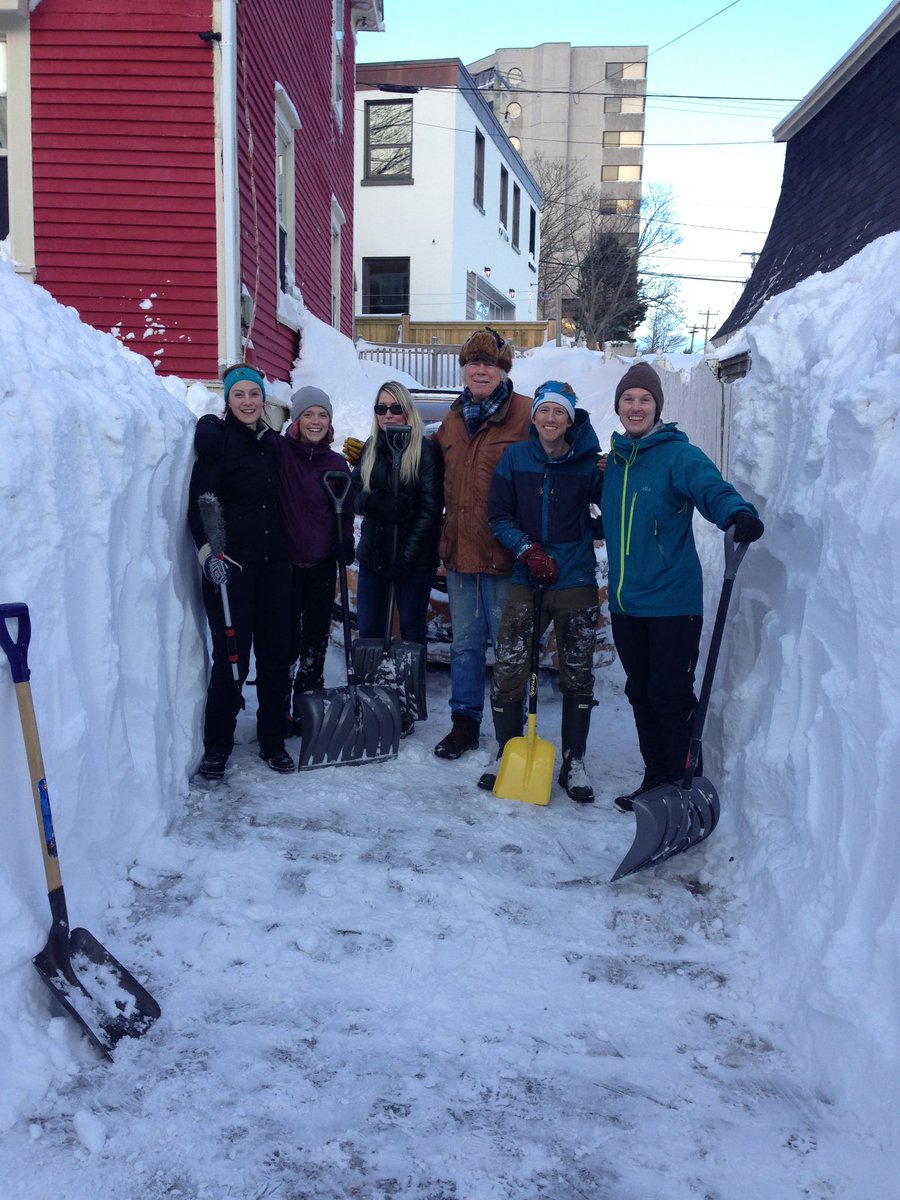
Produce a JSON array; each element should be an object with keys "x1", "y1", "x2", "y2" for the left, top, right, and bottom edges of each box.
[
  {"x1": 274, "y1": 85, "x2": 302, "y2": 329},
  {"x1": 0, "y1": 21, "x2": 35, "y2": 277},
  {"x1": 332, "y1": 0, "x2": 344, "y2": 128},
  {"x1": 330, "y1": 195, "x2": 346, "y2": 331}
]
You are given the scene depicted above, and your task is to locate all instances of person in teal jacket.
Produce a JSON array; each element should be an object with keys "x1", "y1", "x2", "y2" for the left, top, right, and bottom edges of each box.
[
  {"x1": 605, "y1": 361, "x2": 764, "y2": 813},
  {"x1": 484, "y1": 380, "x2": 603, "y2": 802}
]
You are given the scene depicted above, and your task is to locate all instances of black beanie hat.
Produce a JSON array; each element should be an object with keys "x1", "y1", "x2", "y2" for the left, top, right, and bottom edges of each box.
[{"x1": 614, "y1": 362, "x2": 665, "y2": 420}]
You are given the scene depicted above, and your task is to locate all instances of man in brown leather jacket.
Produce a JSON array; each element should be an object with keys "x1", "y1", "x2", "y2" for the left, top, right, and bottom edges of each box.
[{"x1": 432, "y1": 328, "x2": 531, "y2": 759}]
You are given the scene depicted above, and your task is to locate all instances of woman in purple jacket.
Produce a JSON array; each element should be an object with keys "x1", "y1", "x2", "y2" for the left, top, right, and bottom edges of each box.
[{"x1": 272, "y1": 386, "x2": 353, "y2": 733}]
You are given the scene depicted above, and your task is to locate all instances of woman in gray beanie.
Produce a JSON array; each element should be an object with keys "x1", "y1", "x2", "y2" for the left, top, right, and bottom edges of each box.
[{"x1": 272, "y1": 386, "x2": 353, "y2": 734}]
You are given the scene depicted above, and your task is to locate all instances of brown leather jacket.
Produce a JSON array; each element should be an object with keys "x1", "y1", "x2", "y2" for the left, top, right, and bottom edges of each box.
[{"x1": 433, "y1": 388, "x2": 532, "y2": 574}]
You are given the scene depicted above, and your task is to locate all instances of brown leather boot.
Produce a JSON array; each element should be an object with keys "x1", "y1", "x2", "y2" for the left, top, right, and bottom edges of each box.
[{"x1": 434, "y1": 713, "x2": 480, "y2": 760}]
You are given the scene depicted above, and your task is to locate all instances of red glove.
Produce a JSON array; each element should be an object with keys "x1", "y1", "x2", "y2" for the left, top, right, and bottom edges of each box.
[{"x1": 519, "y1": 543, "x2": 559, "y2": 584}]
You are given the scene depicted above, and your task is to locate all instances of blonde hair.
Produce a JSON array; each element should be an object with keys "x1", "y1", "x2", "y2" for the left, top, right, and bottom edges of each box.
[{"x1": 359, "y1": 381, "x2": 424, "y2": 491}]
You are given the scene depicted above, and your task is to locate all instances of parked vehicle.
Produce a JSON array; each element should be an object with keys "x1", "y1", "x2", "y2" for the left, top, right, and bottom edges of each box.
[{"x1": 333, "y1": 389, "x2": 616, "y2": 669}]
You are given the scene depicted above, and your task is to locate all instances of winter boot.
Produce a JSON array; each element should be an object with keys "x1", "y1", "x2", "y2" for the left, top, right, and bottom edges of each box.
[
  {"x1": 614, "y1": 770, "x2": 672, "y2": 813},
  {"x1": 198, "y1": 748, "x2": 229, "y2": 780},
  {"x1": 434, "y1": 713, "x2": 480, "y2": 760},
  {"x1": 558, "y1": 694, "x2": 595, "y2": 803},
  {"x1": 477, "y1": 700, "x2": 524, "y2": 791}
]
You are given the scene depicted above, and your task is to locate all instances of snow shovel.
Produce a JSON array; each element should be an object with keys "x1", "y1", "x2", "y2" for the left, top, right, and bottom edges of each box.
[
  {"x1": 351, "y1": 425, "x2": 428, "y2": 725},
  {"x1": 295, "y1": 472, "x2": 401, "y2": 770},
  {"x1": 493, "y1": 584, "x2": 555, "y2": 806},
  {"x1": 0, "y1": 603, "x2": 161, "y2": 1058},
  {"x1": 198, "y1": 492, "x2": 244, "y2": 708},
  {"x1": 611, "y1": 531, "x2": 750, "y2": 882}
]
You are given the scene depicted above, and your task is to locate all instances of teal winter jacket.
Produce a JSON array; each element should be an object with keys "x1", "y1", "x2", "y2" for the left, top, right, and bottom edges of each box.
[{"x1": 604, "y1": 422, "x2": 757, "y2": 616}]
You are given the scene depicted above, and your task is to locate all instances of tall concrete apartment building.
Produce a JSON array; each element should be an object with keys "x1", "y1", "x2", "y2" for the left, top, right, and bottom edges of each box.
[{"x1": 468, "y1": 43, "x2": 647, "y2": 317}]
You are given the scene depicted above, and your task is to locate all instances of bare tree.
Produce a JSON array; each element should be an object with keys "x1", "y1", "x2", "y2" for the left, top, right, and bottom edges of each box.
[
  {"x1": 639, "y1": 302, "x2": 688, "y2": 354},
  {"x1": 530, "y1": 162, "x2": 685, "y2": 346}
]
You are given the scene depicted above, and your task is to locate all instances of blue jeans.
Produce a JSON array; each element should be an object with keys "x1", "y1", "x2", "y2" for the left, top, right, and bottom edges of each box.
[
  {"x1": 446, "y1": 570, "x2": 513, "y2": 723},
  {"x1": 357, "y1": 563, "x2": 434, "y2": 647}
]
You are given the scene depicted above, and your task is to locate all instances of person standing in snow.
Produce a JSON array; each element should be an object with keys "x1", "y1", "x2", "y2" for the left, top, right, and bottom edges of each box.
[
  {"x1": 187, "y1": 364, "x2": 294, "y2": 779},
  {"x1": 604, "y1": 362, "x2": 764, "y2": 813},
  {"x1": 431, "y1": 328, "x2": 532, "y2": 759},
  {"x1": 351, "y1": 381, "x2": 443, "y2": 735},
  {"x1": 482, "y1": 381, "x2": 603, "y2": 801},
  {"x1": 272, "y1": 386, "x2": 354, "y2": 735}
]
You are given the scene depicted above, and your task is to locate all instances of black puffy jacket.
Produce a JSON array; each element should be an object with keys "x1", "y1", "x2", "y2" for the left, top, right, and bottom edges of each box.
[
  {"x1": 352, "y1": 433, "x2": 444, "y2": 575},
  {"x1": 187, "y1": 410, "x2": 288, "y2": 565}
]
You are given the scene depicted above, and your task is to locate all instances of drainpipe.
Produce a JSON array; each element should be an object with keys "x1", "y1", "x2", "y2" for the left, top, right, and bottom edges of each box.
[{"x1": 220, "y1": 0, "x2": 241, "y2": 365}]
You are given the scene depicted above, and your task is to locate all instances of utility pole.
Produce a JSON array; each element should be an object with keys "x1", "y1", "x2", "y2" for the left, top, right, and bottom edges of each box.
[
  {"x1": 685, "y1": 325, "x2": 704, "y2": 353},
  {"x1": 698, "y1": 309, "x2": 719, "y2": 349}
]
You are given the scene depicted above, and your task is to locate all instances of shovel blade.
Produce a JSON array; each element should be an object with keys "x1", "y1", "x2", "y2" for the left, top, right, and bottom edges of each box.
[
  {"x1": 492, "y1": 724, "x2": 555, "y2": 807},
  {"x1": 352, "y1": 638, "x2": 428, "y2": 722},
  {"x1": 34, "y1": 928, "x2": 160, "y2": 1057},
  {"x1": 295, "y1": 684, "x2": 400, "y2": 770},
  {"x1": 611, "y1": 776, "x2": 722, "y2": 881}
]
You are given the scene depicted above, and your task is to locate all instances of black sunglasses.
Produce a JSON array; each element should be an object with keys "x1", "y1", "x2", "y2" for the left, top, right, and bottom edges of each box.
[{"x1": 374, "y1": 403, "x2": 405, "y2": 416}]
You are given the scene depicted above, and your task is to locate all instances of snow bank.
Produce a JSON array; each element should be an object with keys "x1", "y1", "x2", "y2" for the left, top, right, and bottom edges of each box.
[
  {"x1": 710, "y1": 232, "x2": 900, "y2": 1144},
  {"x1": 0, "y1": 261, "x2": 205, "y2": 1126}
]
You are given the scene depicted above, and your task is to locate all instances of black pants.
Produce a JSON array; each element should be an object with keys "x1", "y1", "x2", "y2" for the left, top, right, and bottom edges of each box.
[
  {"x1": 611, "y1": 613, "x2": 702, "y2": 784},
  {"x1": 288, "y1": 559, "x2": 336, "y2": 697},
  {"x1": 202, "y1": 559, "x2": 291, "y2": 757}
]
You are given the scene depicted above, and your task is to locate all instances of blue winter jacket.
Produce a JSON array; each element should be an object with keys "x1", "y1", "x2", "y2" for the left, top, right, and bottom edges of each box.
[
  {"x1": 604, "y1": 422, "x2": 758, "y2": 617},
  {"x1": 488, "y1": 410, "x2": 603, "y2": 591}
]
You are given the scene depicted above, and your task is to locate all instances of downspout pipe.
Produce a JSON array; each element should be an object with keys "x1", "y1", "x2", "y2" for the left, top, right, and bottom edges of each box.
[{"x1": 221, "y1": 0, "x2": 241, "y2": 365}]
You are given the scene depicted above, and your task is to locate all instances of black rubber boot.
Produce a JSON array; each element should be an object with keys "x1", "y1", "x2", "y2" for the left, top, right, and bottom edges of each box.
[
  {"x1": 434, "y1": 713, "x2": 480, "y2": 760},
  {"x1": 477, "y1": 700, "x2": 524, "y2": 791},
  {"x1": 558, "y1": 694, "x2": 595, "y2": 803}
]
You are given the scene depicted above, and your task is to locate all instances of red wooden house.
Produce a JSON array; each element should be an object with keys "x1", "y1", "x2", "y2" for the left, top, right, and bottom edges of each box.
[{"x1": 0, "y1": 0, "x2": 383, "y2": 385}]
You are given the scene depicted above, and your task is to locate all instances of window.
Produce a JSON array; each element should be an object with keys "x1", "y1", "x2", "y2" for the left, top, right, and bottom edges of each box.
[
  {"x1": 330, "y1": 197, "x2": 346, "y2": 330},
  {"x1": 466, "y1": 271, "x2": 514, "y2": 322},
  {"x1": 602, "y1": 131, "x2": 644, "y2": 148},
  {"x1": 511, "y1": 184, "x2": 521, "y2": 250},
  {"x1": 601, "y1": 164, "x2": 642, "y2": 182},
  {"x1": 473, "y1": 130, "x2": 485, "y2": 209},
  {"x1": 499, "y1": 166, "x2": 508, "y2": 228},
  {"x1": 604, "y1": 95, "x2": 645, "y2": 114},
  {"x1": 600, "y1": 198, "x2": 639, "y2": 216},
  {"x1": 363, "y1": 257, "x2": 410, "y2": 314},
  {"x1": 0, "y1": 38, "x2": 7, "y2": 240},
  {"x1": 528, "y1": 206, "x2": 537, "y2": 258},
  {"x1": 332, "y1": 0, "x2": 344, "y2": 124},
  {"x1": 364, "y1": 101, "x2": 413, "y2": 182},
  {"x1": 274, "y1": 86, "x2": 302, "y2": 305},
  {"x1": 605, "y1": 61, "x2": 647, "y2": 81}
]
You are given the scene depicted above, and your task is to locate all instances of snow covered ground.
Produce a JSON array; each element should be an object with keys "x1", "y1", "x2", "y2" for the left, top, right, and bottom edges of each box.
[{"x1": 0, "y1": 232, "x2": 899, "y2": 1196}]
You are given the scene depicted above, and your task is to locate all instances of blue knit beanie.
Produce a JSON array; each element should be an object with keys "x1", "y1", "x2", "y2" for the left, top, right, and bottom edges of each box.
[
  {"x1": 223, "y1": 365, "x2": 266, "y2": 403},
  {"x1": 532, "y1": 380, "x2": 577, "y2": 422}
]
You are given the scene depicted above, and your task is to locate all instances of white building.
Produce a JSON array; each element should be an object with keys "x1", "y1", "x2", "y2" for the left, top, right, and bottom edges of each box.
[{"x1": 354, "y1": 60, "x2": 542, "y2": 324}]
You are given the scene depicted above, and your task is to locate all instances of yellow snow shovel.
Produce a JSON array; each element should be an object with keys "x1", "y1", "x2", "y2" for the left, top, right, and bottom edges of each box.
[{"x1": 493, "y1": 585, "x2": 555, "y2": 806}]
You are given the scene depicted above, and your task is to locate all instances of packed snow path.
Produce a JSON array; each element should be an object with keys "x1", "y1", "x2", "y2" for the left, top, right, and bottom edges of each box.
[{"x1": 0, "y1": 668, "x2": 888, "y2": 1199}]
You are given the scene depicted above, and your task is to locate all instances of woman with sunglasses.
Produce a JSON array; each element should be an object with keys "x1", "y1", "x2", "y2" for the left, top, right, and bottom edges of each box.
[{"x1": 351, "y1": 382, "x2": 444, "y2": 731}]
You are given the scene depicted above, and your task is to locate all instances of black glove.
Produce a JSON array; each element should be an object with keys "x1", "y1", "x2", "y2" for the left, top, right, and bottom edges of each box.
[
  {"x1": 726, "y1": 511, "x2": 764, "y2": 544},
  {"x1": 333, "y1": 539, "x2": 355, "y2": 566},
  {"x1": 368, "y1": 492, "x2": 412, "y2": 525}
]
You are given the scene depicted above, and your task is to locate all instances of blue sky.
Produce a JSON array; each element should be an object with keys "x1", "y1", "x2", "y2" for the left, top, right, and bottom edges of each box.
[{"x1": 357, "y1": 0, "x2": 891, "y2": 338}]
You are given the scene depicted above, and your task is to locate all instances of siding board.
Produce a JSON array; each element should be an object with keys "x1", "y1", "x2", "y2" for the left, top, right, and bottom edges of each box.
[{"x1": 29, "y1": 0, "x2": 219, "y2": 378}]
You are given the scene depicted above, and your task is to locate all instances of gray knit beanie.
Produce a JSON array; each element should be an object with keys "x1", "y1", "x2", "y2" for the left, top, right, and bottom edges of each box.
[
  {"x1": 614, "y1": 363, "x2": 665, "y2": 420},
  {"x1": 290, "y1": 386, "x2": 333, "y2": 424}
]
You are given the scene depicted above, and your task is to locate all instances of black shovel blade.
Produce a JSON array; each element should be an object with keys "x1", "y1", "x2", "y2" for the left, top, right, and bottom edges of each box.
[
  {"x1": 611, "y1": 777, "x2": 722, "y2": 882},
  {"x1": 352, "y1": 638, "x2": 428, "y2": 722},
  {"x1": 295, "y1": 684, "x2": 400, "y2": 770},
  {"x1": 33, "y1": 928, "x2": 161, "y2": 1058}
]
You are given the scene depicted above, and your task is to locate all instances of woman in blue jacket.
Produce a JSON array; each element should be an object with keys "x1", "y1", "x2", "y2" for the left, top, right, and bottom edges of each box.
[
  {"x1": 485, "y1": 381, "x2": 603, "y2": 802},
  {"x1": 604, "y1": 362, "x2": 764, "y2": 812}
]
